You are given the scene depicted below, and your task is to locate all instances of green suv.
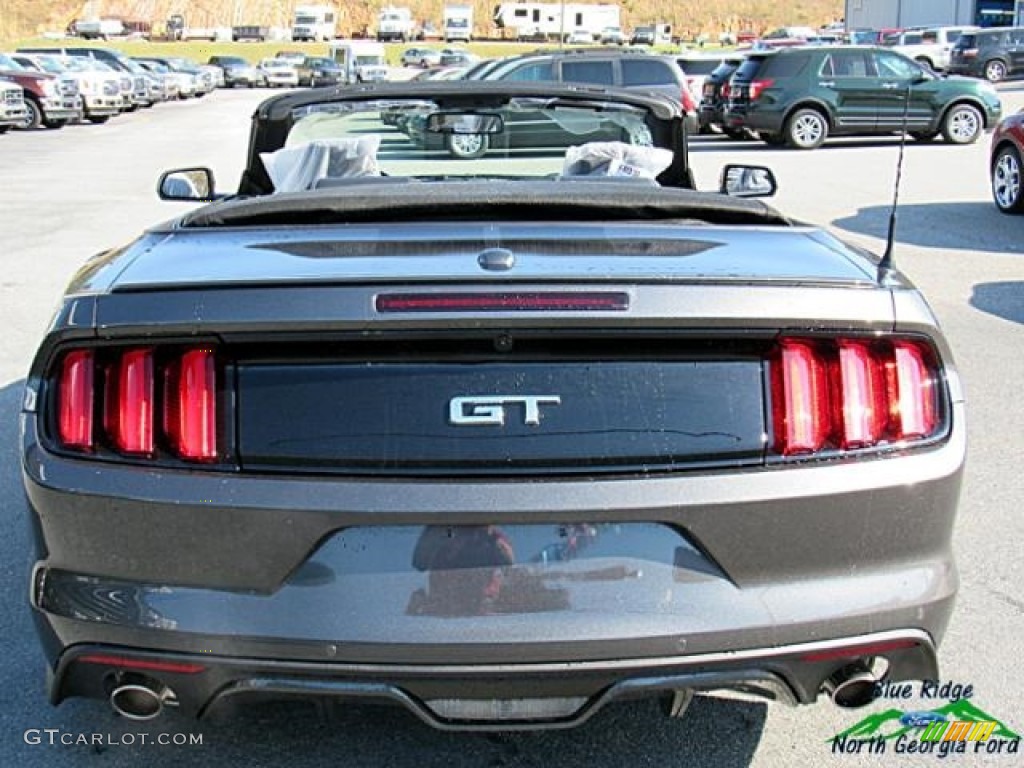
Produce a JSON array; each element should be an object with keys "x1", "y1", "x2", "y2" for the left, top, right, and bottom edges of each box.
[{"x1": 724, "y1": 46, "x2": 1003, "y2": 149}]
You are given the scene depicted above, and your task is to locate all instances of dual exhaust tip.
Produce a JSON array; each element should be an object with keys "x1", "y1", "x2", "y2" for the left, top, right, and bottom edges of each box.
[
  {"x1": 110, "y1": 675, "x2": 178, "y2": 721},
  {"x1": 823, "y1": 661, "x2": 882, "y2": 709}
]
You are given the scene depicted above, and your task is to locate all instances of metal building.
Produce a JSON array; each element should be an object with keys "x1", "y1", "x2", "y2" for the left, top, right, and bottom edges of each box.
[{"x1": 844, "y1": 0, "x2": 1024, "y2": 29}]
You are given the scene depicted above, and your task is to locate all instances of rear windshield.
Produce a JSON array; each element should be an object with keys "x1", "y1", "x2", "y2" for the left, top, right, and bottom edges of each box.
[{"x1": 732, "y1": 57, "x2": 765, "y2": 81}]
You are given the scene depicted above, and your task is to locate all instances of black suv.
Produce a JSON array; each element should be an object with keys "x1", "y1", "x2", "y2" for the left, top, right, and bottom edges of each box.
[
  {"x1": 949, "y1": 27, "x2": 1024, "y2": 82},
  {"x1": 724, "y1": 46, "x2": 1003, "y2": 149},
  {"x1": 697, "y1": 56, "x2": 745, "y2": 136}
]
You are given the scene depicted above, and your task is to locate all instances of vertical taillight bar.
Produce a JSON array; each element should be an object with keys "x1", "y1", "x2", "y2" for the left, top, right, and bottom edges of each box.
[
  {"x1": 771, "y1": 340, "x2": 829, "y2": 455},
  {"x1": 108, "y1": 348, "x2": 155, "y2": 455},
  {"x1": 836, "y1": 341, "x2": 887, "y2": 449},
  {"x1": 168, "y1": 349, "x2": 218, "y2": 462},
  {"x1": 890, "y1": 342, "x2": 937, "y2": 440},
  {"x1": 58, "y1": 350, "x2": 95, "y2": 450}
]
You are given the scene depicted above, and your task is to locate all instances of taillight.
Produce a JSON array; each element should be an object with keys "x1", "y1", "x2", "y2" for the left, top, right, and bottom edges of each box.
[
  {"x1": 164, "y1": 349, "x2": 218, "y2": 461},
  {"x1": 721, "y1": 82, "x2": 731, "y2": 99},
  {"x1": 105, "y1": 348, "x2": 155, "y2": 455},
  {"x1": 54, "y1": 346, "x2": 221, "y2": 462},
  {"x1": 58, "y1": 350, "x2": 94, "y2": 450},
  {"x1": 961, "y1": 47, "x2": 978, "y2": 59},
  {"x1": 681, "y1": 87, "x2": 696, "y2": 113},
  {"x1": 749, "y1": 78, "x2": 774, "y2": 100},
  {"x1": 771, "y1": 341, "x2": 829, "y2": 454},
  {"x1": 771, "y1": 337, "x2": 943, "y2": 457}
]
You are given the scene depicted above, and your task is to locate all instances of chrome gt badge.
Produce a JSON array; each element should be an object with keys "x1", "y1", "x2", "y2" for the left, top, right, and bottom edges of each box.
[{"x1": 449, "y1": 395, "x2": 561, "y2": 427}]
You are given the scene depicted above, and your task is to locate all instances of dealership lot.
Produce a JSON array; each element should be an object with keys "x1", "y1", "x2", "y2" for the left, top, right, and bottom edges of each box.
[{"x1": 1, "y1": 85, "x2": 1022, "y2": 766}]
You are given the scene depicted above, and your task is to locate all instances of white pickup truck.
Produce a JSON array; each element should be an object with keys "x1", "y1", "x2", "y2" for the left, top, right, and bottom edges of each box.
[{"x1": 886, "y1": 26, "x2": 976, "y2": 72}]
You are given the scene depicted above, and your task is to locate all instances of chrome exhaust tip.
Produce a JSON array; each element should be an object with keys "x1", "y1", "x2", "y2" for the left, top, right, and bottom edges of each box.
[
  {"x1": 823, "y1": 662, "x2": 880, "y2": 709},
  {"x1": 110, "y1": 678, "x2": 177, "y2": 721}
]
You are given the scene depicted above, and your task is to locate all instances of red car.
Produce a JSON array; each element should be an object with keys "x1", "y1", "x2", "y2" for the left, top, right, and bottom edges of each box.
[{"x1": 991, "y1": 109, "x2": 1024, "y2": 214}]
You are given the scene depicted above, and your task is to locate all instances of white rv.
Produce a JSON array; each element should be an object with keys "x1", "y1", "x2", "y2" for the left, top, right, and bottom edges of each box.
[
  {"x1": 292, "y1": 5, "x2": 337, "y2": 42},
  {"x1": 443, "y1": 5, "x2": 474, "y2": 42},
  {"x1": 377, "y1": 7, "x2": 414, "y2": 42},
  {"x1": 493, "y1": 2, "x2": 620, "y2": 41},
  {"x1": 329, "y1": 40, "x2": 389, "y2": 83}
]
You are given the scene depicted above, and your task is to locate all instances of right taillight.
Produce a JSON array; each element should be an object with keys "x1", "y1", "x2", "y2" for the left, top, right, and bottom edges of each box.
[
  {"x1": 54, "y1": 346, "x2": 222, "y2": 462},
  {"x1": 771, "y1": 337, "x2": 943, "y2": 457}
]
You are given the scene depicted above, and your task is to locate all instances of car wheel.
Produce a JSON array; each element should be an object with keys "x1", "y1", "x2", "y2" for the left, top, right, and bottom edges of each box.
[
  {"x1": 910, "y1": 131, "x2": 938, "y2": 142},
  {"x1": 784, "y1": 108, "x2": 828, "y2": 150},
  {"x1": 42, "y1": 118, "x2": 67, "y2": 130},
  {"x1": 991, "y1": 144, "x2": 1024, "y2": 214},
  {"x1": 446, "y1": 133, "x2": 489, "y2": 159},
  {"x1": 87, "y1": 115, "x2": 111, "y2": 124},
  {"x1": 18, "y1": 99, "x2": 43, "y2": 130},
  {"x1": 941, "y1": 103, "x2": 983, "y2": 145},
  {"x1": 984, "y1": 59, "x2": 1007, "y2": 83},
  {"x1": 0, "y1": 125, "x2": 10, "y2": 134}
]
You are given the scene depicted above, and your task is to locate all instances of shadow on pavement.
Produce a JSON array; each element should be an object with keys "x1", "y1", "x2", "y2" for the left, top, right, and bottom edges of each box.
[
  {"x1": 1, "y1": 378, "x2": 768, "y2": 767},
  {"x1": 832, "y1": 202, "x2": 1024, "y2": 253},
  {"x1": 970, "y1": 282, "x2": 1024, "y2": 326}
]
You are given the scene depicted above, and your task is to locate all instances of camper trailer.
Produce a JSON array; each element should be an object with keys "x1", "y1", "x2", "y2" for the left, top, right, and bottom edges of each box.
[
  {"x1": 443, "y1": 4, "x2": 474, "y2": 42},
  {"x1": 292, "y1": 5, "x2": 337, "y2": 42},
  {"x1": 377, "y1": 7, "x2": 415, "y2": 42},
  {"x1": 493, "y1": 2, "x2": 621, "y2": 41}
]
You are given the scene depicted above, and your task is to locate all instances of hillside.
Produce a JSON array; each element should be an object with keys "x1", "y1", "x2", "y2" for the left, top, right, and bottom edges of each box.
[{"x1": 2, "y1": 0, "x2": 844, "y2": 44}]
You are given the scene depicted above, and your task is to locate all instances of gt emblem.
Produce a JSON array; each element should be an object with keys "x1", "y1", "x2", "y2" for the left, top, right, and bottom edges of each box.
[{"x1": 449, "y1": 395, "x2": 561, "y2": 427}]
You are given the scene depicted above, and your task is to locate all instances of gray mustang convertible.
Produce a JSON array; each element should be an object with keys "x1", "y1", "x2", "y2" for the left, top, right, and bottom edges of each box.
[{"x1": 21, "y1": 82, "x2": 964, "y2": 730}]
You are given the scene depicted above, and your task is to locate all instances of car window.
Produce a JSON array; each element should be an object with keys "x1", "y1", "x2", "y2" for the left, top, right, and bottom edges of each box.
[
  {"x1": 821, "y1": 51, "x2": 873, "y2": 78},
  {"x1": 903, "y1": 32, "x2": 923, "y2": 44},
  {"x1": 874, "y1": 51, "x2": 920, "y2": 79},
  {"x1": 760, "y1": 54, "x2": 807, "y2": 78},
  {"x1": 561, "y1": 60, "x2": 614, "y2": 86},
  {"x1": 503, "y1": 61, "x2": 554, "y2": 81},
  {"x1": 621, "y1": 59, "x2": 676, "y2": 86}
]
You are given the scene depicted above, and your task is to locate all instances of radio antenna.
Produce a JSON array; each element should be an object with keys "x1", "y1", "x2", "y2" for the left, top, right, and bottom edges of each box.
[{"x1": 877, "y1": 84, "x2": 912, "y2": 283}]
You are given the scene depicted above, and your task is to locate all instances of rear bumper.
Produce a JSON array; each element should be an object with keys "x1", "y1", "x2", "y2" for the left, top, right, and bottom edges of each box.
[{"x1": 50, "y1": 629, "x2": 939, "y2": 729}]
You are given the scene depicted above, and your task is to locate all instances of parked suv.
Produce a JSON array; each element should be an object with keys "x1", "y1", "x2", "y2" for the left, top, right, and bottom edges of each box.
[
  {"x1": 884, "y1": 26, "x2": 975, "y2": 71},
  {"x1": 949, "y1": 27, "x2": 1024, "y2": 82},
  {"x1": 724, "y1": 46, "x2": 1003, "y2": 149},
  {"x1": 697, "y1": 56, "x2": 746, "y2": 136},
  {"x1": 481, "y1": 50, "x2": 697, "y2": 130}
]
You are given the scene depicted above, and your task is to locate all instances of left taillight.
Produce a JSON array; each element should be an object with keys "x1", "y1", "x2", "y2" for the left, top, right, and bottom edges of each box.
[{"x1": 54, "y1": 346, "x2": 221, "y2": 462}]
